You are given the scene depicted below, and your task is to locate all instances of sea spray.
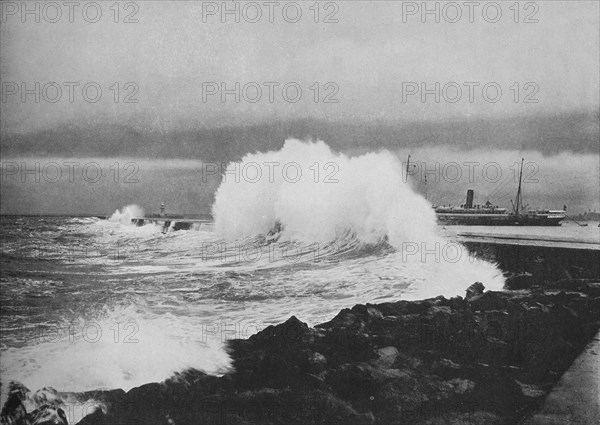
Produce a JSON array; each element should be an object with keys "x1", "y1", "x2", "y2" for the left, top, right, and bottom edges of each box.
[
  {"x1": 108, "y1": 204, "x2": 145, "y2": 225},
  {"x1": 213, "y1": 139, "x2": 438, "y2": 246},
  {"x1": 213, "y1": 139, "x2": 505, "y2": 297},
  {"x1": 0, "y1": 304, "x2": 231, "y2": 398}
]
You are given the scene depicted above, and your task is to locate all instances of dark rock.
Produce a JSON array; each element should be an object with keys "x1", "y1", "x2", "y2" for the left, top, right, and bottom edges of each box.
[
  {"x1": 468, "y1": 291, "x2": 509, "y2": 311},
  {"x1": 61, "y1": 281, "x2": 600, "y2": 425},
  {"x1": 307, "y1": 351, "x2": 328, "y2": 373},
  {"x1": 466, "y1": 281, "x2": 485, "y2": 300},
  {"x1": 27, "y1": 405, "x2": 68, "y2": 425},
  {"x1": 505, "y1": 272, "x2": 537, "y2": 289},
  {"x1": 374, "y1": 346, "x2": 399, "y2": 368},
  {"x1": 431, "y1": 358, "x2": 462, "y2": 379},
  {"x1": 249, "y1": 316, "x2": 312, "y2": 345},
  {"x1": 1, "y1": 382, "x2": 29, "y2": 425}
]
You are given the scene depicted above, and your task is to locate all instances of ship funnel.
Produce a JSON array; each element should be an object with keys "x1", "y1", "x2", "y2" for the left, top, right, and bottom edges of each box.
[{"x1": 466, "y1": 190, "x2": 474, "y2": 209}]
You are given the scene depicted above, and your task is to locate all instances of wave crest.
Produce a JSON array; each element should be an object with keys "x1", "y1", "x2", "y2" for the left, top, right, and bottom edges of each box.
[
  {"x1": 213, "y1": 139, "x2": 437, "y2": 247},
  {"x1": 108, "y1": 204, "x2": 144, "y2": 225}
]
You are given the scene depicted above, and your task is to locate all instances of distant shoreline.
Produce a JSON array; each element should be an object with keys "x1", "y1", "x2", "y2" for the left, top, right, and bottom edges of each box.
[{"x1": 0, "y1": 213, "x2": 214, "y2": 219}]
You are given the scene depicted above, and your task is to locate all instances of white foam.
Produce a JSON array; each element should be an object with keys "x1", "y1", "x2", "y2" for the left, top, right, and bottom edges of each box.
[
  {"x1": 108, "y1": 204, "x2": 145, "y2": 225},
  {"x1": 213, "y1": 139, "x2": 505, "y2": 298},
  {"x1": 0, "y1": 304, "x2": 231, "y2": 396}
]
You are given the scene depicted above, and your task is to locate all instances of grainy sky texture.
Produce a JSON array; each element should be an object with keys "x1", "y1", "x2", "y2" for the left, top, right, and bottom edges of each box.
[
  {"x1": 1, "y1": 1, "x2": 598, "y2": 215},
  {"x1": 1, "y1": 0, "x2": 598, "y2": 133}
]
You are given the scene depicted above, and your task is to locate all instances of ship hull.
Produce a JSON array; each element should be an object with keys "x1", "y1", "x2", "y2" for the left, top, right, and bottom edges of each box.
[
  {"x1": 436, "y1": 214, "x2": 515, "y2": 226},
  {"x1": 513, "y1": 216, "x2": 565, "y2": 226},
  {"x1": 436, "y1": 214, "x2": 565, "y2": 226}
]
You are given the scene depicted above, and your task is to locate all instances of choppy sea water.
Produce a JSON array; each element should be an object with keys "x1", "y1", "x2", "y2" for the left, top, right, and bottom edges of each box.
[
  {"x1": 4, "y1": 140, "x2": 596, "y2": 420},
  {"x1": 0, "y1": 213, "x2": 501, "y2": 394}
]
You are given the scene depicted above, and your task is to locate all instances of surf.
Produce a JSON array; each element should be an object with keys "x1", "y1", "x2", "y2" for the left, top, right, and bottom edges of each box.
[{"x1": 212, "y1": 139, "x2": 505, "y2": 298}]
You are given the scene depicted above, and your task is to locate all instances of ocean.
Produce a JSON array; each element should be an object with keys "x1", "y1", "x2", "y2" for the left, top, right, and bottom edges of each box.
[{"x1": 1, "y1": 140, "x2": 598, "y2": 422}]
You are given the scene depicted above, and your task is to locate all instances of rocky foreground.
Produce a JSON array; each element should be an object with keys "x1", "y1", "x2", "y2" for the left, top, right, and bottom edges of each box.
[{"x1": 3, "y1": 278, "x2": 600, "y2": 425}]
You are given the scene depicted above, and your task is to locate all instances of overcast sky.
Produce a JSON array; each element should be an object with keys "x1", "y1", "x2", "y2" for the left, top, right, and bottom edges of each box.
[{"x1": 1, "y1": 0, "x2": 598, "y2": 133}]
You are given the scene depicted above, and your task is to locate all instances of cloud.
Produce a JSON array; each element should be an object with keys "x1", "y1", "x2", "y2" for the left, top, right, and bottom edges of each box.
[{"x1": 1, "y1": 1, "x2": 598, "y2": 132}]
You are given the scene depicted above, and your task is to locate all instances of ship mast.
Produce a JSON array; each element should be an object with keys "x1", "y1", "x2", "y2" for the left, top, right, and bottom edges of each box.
[
  {"x1": 515, "y1": 158, "x2": 524, "y2": 216},
  {"x1": 405, "y1": 154, "x2": 428, "y2": 199}
]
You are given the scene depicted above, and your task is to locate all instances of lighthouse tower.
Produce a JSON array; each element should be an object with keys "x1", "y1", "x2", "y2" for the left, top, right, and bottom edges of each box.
[{"x1": 160, "y1": 203, "x2": 165, "y2": 217}]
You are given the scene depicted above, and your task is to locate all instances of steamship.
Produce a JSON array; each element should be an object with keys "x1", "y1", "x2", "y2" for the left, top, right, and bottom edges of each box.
[
  {"x1": 434, "y1": 190, "x2": 566, "y2": 226},
  {"x1": 416, "y1": 158, "x2": 566, "y2": 226}
]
